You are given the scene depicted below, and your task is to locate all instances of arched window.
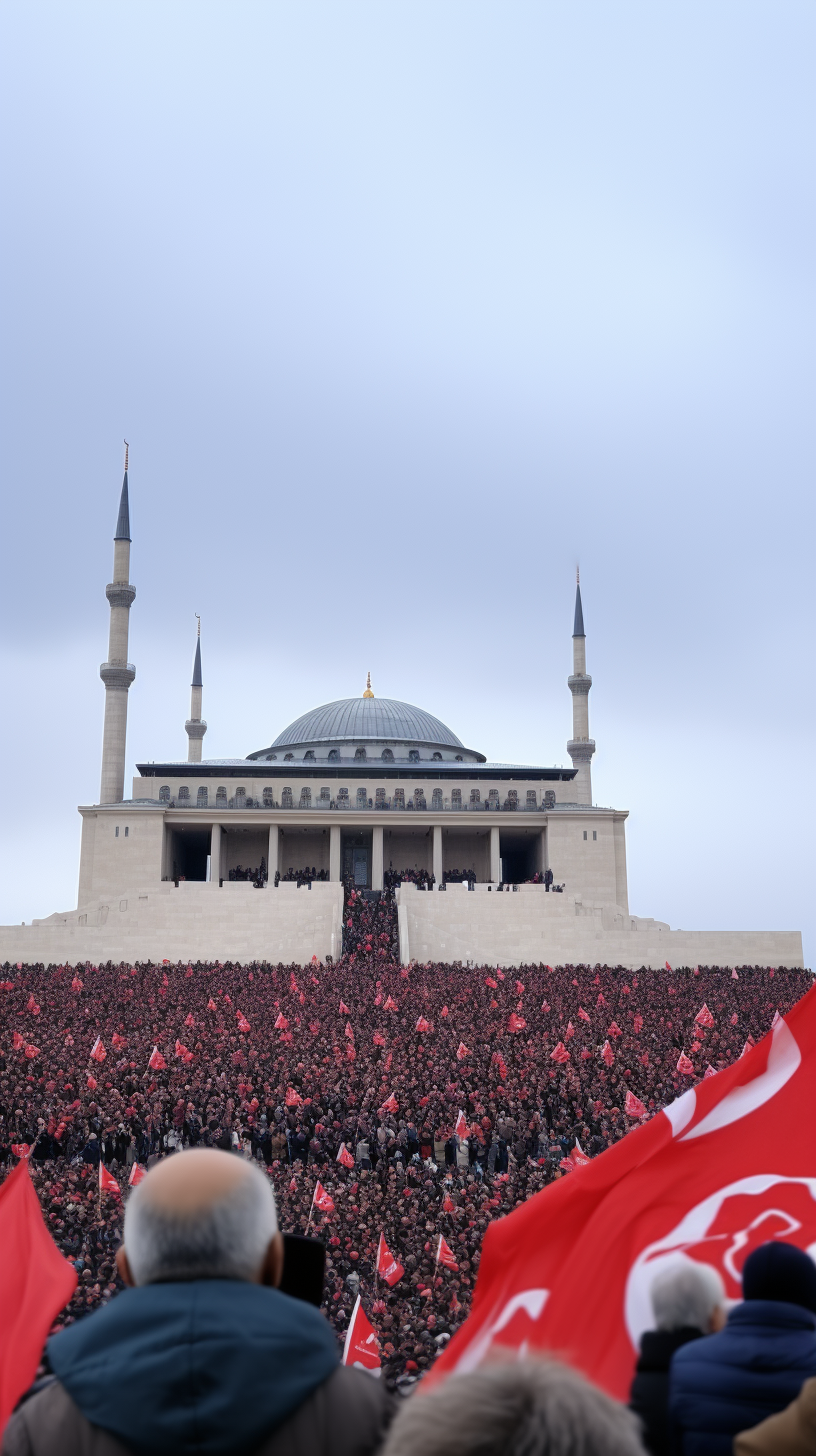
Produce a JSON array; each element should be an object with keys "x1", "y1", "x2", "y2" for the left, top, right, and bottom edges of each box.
[
  {"x1": 178, "y1": 786, "x2": 190, "y2": 801},
  {"x1": 319, "y1": 786, "x2": 330, "y2": 802},
  {"x1": 197, "y1": 787, "x2": 208, "y2": 807},
  {"x1": 470, "y1": 788, "x2": 480, "y2": 804},
  {"x1": 284, "y1": 753, "x2": 293, "y2": 761},
  {"x1": 304, "y1": 750, "x2": 315, "y2": 760},
  {"x1": 281, "y1": 788, "x2": 293, "y2": 808},
  {"x1": 337, "y1": 787, "x2": 349, "y2": 803},
  {"x1": 414, "y1": 788, "x2": 426, "y2": 808},
  {"x1": 300, "y1": 787, "x2": 312, "y2": 807},
  {"x1": 432, "y1": 751, "x2": 442, "y2": 761},
  {"x1": 216, "y1": 786, "x2": 227, "y2": 804},
  {"x1": 328, "y1": 749, "x2": 340, "y2": 762},
  {"x1": 381, "y1": 748, "x2": 394, "y2": 762},
  {"x1": 544, "y1": 789, "x2": 556, "y2": 809},
  {"x1": 452, "y1": 789, "x2": 462, "y2": 808},
  {"x1": 408, "y1": 749, "x2": 420, "y2": 763},
  {"x1": 263, "y1": 787, "x2": 274, "y2": 807},
  {"x1": 375, "y1": 787, "x2": 386, "y2": 805},
  {"x1": 356, "y1": 787, "x2": 367, "y2": 806},
  {"x1": 393, "y1": 787, "x2": 405, "y2": 808},
  {"x1": 488, "y1": 789, "x2": 499, "y2": 805},
  {"x1": 354, "y1": 747, "x2": 366, "y2": 761},
  {"x1": 455, "y1": 755, "x2": 463, "y2": 762},
  {"x1": 432, "y1": 788, "x2": 443, "y2": 808},
  {"x1": 159, "y1": 785, "x2": 170, "y2": 803},
  {"x1": 265, "y1": 753, "x2": 277, "y2": 761},
  {"x1": 526, "y1": 790, "x2": 537, "y2": 807}
]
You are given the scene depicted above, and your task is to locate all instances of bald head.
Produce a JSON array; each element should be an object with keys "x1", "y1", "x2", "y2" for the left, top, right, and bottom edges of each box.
[{"x1": 119, "y1": 1149, "x2": 280, "y2": 1288}]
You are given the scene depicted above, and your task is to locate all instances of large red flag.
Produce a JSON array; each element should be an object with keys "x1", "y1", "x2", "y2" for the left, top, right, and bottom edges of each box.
[
  {"x1": 128, "y1": 1163, "x2": 146, "y2": 1187},
  {"x1": 336, "y1": 1143, "x2": 355, "y2": 1169},
  {"x1": 98, "y1": 1164, "x2": 121, "y2": 1198},
  {"x1": 0, "y1": 1162, "x2": 77, "y2": 1433},
  {"x1": 376, "y1": 1233, "x2": 404, "y2": 1286},
  {"x1": 312, "y1": 1180, "x2": 335, "y2": 1213},
  {"x1": 436, "y1": 1234, "x2": 459, "y2": 1270},
  {"x1": 342, "y1": 1295, "x2": 381, "y2": 1374},
  {"x1": 429, "y1": 984, "x2": 816, "y2": 1400}
]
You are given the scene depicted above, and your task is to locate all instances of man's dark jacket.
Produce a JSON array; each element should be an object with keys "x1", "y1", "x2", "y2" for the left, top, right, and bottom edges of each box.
[
  {"x1": 669, "y1": 1298, "x2": 816, "y2": 1456},
  {"x1": 2, "y1": 1280, "x2": 391, "y2": 1456},
  {"x1": 629, "y1": 1327, "x2": 703, "y2": 1456}
]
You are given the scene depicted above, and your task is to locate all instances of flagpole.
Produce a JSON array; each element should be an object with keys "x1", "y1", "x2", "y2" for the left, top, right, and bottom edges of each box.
[
  {"x1": 342, "y1": 1294, "x2": 361, "y2": 1366},
  {"x1": 434, "y1": 1234, "x2": 441, "y2": 1274},
  {"x1": 305, "y1": 1182, "x2": 318, "y2": 1235}
]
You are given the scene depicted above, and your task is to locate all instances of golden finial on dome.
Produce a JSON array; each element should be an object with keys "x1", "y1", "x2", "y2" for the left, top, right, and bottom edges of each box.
[{"x1": 363, "y1": 671, "x2": 374, "y2": 698}]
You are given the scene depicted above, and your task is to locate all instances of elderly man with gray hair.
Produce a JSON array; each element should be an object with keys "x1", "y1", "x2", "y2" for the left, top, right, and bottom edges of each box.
[
  {"x1": 629, "y1": 1262, "x2": 726, "y2": 1456},
  {"x1": 3, "y1": 1149, "x2": 391, "y2": 1456}
]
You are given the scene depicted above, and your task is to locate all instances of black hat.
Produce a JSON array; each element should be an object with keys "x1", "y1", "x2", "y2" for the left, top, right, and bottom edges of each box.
[{"x1": 742, "y1": 1242, "x2": 816, "y2": 1314}]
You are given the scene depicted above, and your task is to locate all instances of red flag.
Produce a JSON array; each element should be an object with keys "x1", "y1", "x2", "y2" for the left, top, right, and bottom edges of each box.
[
  {"x1": 383, "y1": 995, "x2": 397, "y2": 1011},
  {"x1": 313, "y1": 1181, "x2": 335, "y2": 1213},
  {"x1": 665, "y1": 961, "x2": 671, "y2": 971},
  {"x1": 86, "y1": 1074, "x2": 97, "y2": 1091},
  {"x1": 416, "y1": 1016, "x2": 430, "y2": 1033},
  {"x1": 633, "y1": 1014, "x2": 644, "y2": 1034},
  {"x1": 676, "y1": 1051, "x2": 694, "y2": 1075},
  {"x1": 24, "y1": 1044, "x2": 39, "y2": 1060},
  {"x1": 336, "y1": 1143, "x2": 355, "y2": 1169},
  {"x1": 89, "y1": 1036, "x2": 106, "y2": 1062},
  {"x1": 274, "y1": 1012, "x2": 288, "y2": 1031},
  {"x1": 207, "y1": 998, "x2": 217, "y2": 1011},
  {"x1": 456, "y1": 1042, "x2": 471, "y2": 1061},
  {"x1": 111, "y1": 1031, "x2": 127, "y2": 1050},
  {"x1": 285, "y1": 1086, "x2": 302, "y2": 1107},
  {"x1": 442, "y1": 1194, "x2": 455, "y2": 1213},
  {"x1": 376, "y1": 1233, "x2": 404, "y2": 1286},
  {"x1": 440, "y1": 1005, "x2": 449, "y2": 1017},
  {"x1": 342, "y1": 1295, "x2": 381, "y2": 1373},
  {"x1": 174, "y1": 1040, "x2": 192, "y2": 1061},
  {"x1": 128, "y1": 1163, "x2": 146, "y2": 1187},
  {"x1": 428, "y1": 984, "x2": 816, "y2": 1401},
  {"x1": 378, "y1": 1092, "x2": 398, "y2": 1115},
  {"x1": 26, "y1": 995, "x2": 40, "y2": 1016},
  {"x1": 608, "y1": 1021, "x2": 623, "y2": 1038},
  {"x1": 455, "y1": 1110, "x2": 469, "y2": 1137},
  {"x1": 237, "y1": 1012, "x2": 251, "y2": 1033},
  {"x1": 485, "y1": 977, "x2": 498, "y2": 989},
  {"x1": 372, "y1": 1031, "x2": 386, "y2": 1047},
  {"x1": 345, "y1": 1021, "x2": 354, "y2": 1040},
  {"x1": 12, "y1": 1032, "x2": 24, "y2": 1050},
  {"x1": 10, "y1": 1145, "x2": 31, "y2": 1160},
  {"x1": 601, "y1": 1040, "x2": 615, "y2": 1067},
  {"x1": 550, "y1": 1042, "x2": 570, "y2": 1064},
  {"x1": 625, "y1": 1090, "x2": 647, "y2": 1119},
  {"x1": 436, "y1": 1234, "x2": 459, "y2": 1270},
  {"x1": 578, "y1": 1007, "x2": 591, "y2": 1022},
  {"x1": 147, "y1": 1045, "x2": 166, "y2": 1071},
  {"x1": 185, "y1": 1013, "x2": 195, "y2": 1027},
  {"x1": 98, "y1": 1163, "x2": 120, "y2": 1197},
  {"x1": 515, "y1": 981, "x2": 525, "y2": 995},
  {"x1": 694, "y1": 1003, "x2": 715, "y2": 1027},
  {"x1": 339, "y1": 1001, "x2": 350, "y2": 1014},
  {"x1": 507, "y1": 1013, "x2": 526, "y2": 1033},
  {"x1": 0, "y1": 1163, "x2": 77, "y2": 1433},
  {"x1": 564, "y1": 1021, "x2": 575, "y2": 1040}
]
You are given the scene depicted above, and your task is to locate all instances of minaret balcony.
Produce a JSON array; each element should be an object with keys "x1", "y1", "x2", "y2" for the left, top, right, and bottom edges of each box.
[
  {"x1": 100, "y1": 662, "x2": 136, "y2": 689},
  {"x1": 105, "y1": 583, "x2": 136, "y2": 609},
  {"x1": 567, "y1": 737, "x2": 595, "y2": 762},
  {"x1": 567, "y1": 674, "x2": 592, "y2": 695},
  {"x1": 185, "y1": 720, "x2": 208, "y2": 739}
]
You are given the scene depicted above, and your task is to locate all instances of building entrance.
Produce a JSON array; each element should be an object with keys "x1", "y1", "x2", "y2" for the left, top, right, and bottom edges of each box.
[{"x1": 341, "y1": 830, "x2": 372, "y2": 888}]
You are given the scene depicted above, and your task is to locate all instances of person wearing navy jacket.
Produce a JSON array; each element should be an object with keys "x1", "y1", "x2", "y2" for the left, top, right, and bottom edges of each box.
[{"x1": 669, "y1": 1242, "x2": 816, "y2": 1456}]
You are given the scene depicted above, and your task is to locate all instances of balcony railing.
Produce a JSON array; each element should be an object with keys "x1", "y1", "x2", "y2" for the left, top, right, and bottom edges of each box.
[{"x1": 161, "y1": 795, "x2": 554, "y2": 812}]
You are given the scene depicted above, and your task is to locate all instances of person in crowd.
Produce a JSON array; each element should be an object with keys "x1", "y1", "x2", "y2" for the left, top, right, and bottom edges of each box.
[
  {"x1": 379, "y1": 1358, "x2": 646, "y2": 1456},
  {"x1": 669, "y1": 1242, "x2": 816, "y2": 1456},
  {"x1": 734, "y1": 1375, "x2": 816, "y2": 1456},
  {"x1": 630, "y1": 1263, "x2": 726, "y2": 1456},
  {"x1": 3, "y1": 1149, "x2": 391, "y2": 1456}
]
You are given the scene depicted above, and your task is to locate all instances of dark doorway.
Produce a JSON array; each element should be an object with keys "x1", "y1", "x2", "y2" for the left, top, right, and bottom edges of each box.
[
  {"x1": 170, "y1": 828, "x2": 210, "y2": 882},
  {"x1": 499, "y1": 833, "x2": 538, "y2": 885},
  {"x1": 341, "y1": 830, "x2": 372, "y2": 888}
]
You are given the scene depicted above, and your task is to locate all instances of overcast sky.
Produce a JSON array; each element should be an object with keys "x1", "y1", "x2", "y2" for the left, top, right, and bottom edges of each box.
[{"x1": 0, "y1": 3, "x2": 813, "y2": 961}]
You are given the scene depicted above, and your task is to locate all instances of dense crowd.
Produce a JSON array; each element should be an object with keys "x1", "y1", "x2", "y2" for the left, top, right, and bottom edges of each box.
[
  {"x1": 383, "y1": 868, "x2": 434, "y2": 891},
  {"x1": 228, "y1": 860, "x2": 267, "y2": 884},
  {"x1": 278, "y1": 867, "x2": 330, "y2": 884},
  {"x1": 0, "y1": 948, "x2": 810, "y2": 1391}
]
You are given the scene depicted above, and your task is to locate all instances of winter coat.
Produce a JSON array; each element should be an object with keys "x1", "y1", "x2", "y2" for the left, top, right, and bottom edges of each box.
[
  {"x1": 629, "y1": 1327, "x2": 703, "y2": 1456},
  {"x1": 669, "y1": 1299, "x2": 816, "y2": 1456},
  {"x1": 3, "y1": 1280, "x2": 391, "y2": 1456},
  {"x1": 734, "y1": 1375, "x2": 816, "y2": 1456}
]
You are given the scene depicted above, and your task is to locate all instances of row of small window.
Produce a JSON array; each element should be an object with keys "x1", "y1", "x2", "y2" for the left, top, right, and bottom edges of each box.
[
  {"x1": 158, "y1": 785, "x2": 558, "y2": 809},
  {"x1": 583, "y1": 830, "x2": 598, "y2": 841},
  {"x1": 269, "y1": 749, "x2": 463, "y2": 763},
  {"x1": 115, "y1": 826, "x2": 129, "y2": 836}
]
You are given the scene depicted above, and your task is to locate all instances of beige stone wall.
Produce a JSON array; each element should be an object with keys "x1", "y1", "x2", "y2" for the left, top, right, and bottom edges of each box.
[
  {"x1": 277, "y1": 828, "x2": 330, "y2": 877},
  {"x1": 396, "y1": 884, "x2": 805, "y2": 971},
  {"x1": 78, "y1": 809, "x2": 166, "y2": 904},
  {"x1": 0, "y1": 882, "x2": 343, "y2": 966},
  {"x1": 546, "y1": 812, "x2": 626, "y2": 904}
]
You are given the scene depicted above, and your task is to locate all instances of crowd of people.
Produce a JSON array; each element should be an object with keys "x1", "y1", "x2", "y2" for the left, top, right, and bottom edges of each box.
[
  {"x1": 277, "y1": 867, "x2": 330, "y2": 884},
  {"x1": 383, "y1": 868, "x2": 435, "y2": 891},
  {"x1": 228, "y1": 860, "x2": 268, "y2": 885},
  {"x1": 0, "y1": 948, "x2": 810, "y2": 1403}
]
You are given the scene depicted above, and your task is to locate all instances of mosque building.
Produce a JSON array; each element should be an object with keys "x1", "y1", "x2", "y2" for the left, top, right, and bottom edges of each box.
[{"x1": 0, "y1": 458, "x2": 802, "y2": 971}]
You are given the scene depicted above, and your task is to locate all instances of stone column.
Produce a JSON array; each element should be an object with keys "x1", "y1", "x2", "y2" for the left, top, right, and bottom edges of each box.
[
  {"x1": 209, "y1": 823, "x2": 221, "y2": 885},
  {"x1": 267, "y1": 825, "x2": 279, "y2": 884},
  {"x1": 538, "y1": 827, "x2": 548, "y2": 876},
  {"x1": 372, "y1": 825, "x2": 384, "y2": 891},
  {"x1": 329, "y1": 824, "x2": 341, "y2": 883},
  {"x1": 489, "y1": 825, "x2": 500, "y2": 883},
  {"x1": 432, "y1": 824, "x2": 443, "y2": 887}
]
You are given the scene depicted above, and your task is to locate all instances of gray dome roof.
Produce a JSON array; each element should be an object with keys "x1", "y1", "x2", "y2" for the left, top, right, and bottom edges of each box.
[{"x1": 270, "y1": 697, "x2": 465, "y2": 750}]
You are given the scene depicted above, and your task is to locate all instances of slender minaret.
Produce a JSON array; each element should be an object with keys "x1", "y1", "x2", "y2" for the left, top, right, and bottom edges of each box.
[
  {"x1": 567, "y1": 571, "x2": 595, "y2": 806},
  {"x1": 185, "y1": 616, "x2": 207, "y2": 762},
  {"x1": 99, "y1": 444, "x2": 136, "y2": 804}
]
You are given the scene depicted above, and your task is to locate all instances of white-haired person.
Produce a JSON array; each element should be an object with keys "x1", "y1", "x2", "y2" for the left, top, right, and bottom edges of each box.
[
  {"x1": 628, "y1": 1262, "x2": 726, "y2": 1456},
  {"x1": 3, "y1": 1149, "x2": 391, "y2": 1456},
  {"x1": 380, "y1": 1358, "x2": 647, "y2": 1456}
]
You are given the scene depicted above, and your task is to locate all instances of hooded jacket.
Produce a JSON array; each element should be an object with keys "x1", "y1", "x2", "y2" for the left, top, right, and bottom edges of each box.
[
  {"x1": 669, "y1": 1299, "x2": 816, "y2": 1456},
  {"x1": 629, "y1": 1326, "x2": 703, "y2": 1456},
  {"x1": 2, "y1": 1280, "x2": 390, "y2": 1456}
]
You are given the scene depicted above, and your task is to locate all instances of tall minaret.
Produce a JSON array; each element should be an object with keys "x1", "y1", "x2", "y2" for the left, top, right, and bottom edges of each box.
[
  {"x1": 567, "y1": 572, "x2": 595, "y2": 806},
  {"x1": 99, "y1": 444, "x2": 136, "y2": 804},
  {"x1": 185, "y1": 617, "x2": 207, "y2": 762}
]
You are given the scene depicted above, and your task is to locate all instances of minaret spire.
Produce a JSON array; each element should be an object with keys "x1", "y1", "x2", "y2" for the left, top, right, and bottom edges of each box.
[
  {"x1": 99, "y1": 444, "x2": 136, "y2": 804},
  {"x1": 185, "y1": 615, "x2": 207, "y2": 762},
  {"x1": 363, "y1": 671, "x2": 374, "y2": 698},
  {"x1": 566, "y1": 571, "x2": 595, "y2": 805}
]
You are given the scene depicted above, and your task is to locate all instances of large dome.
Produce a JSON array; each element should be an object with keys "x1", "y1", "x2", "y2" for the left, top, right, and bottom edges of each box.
[{"x1": 271, "y1": 697, "x2": 464, "y2": 750}]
